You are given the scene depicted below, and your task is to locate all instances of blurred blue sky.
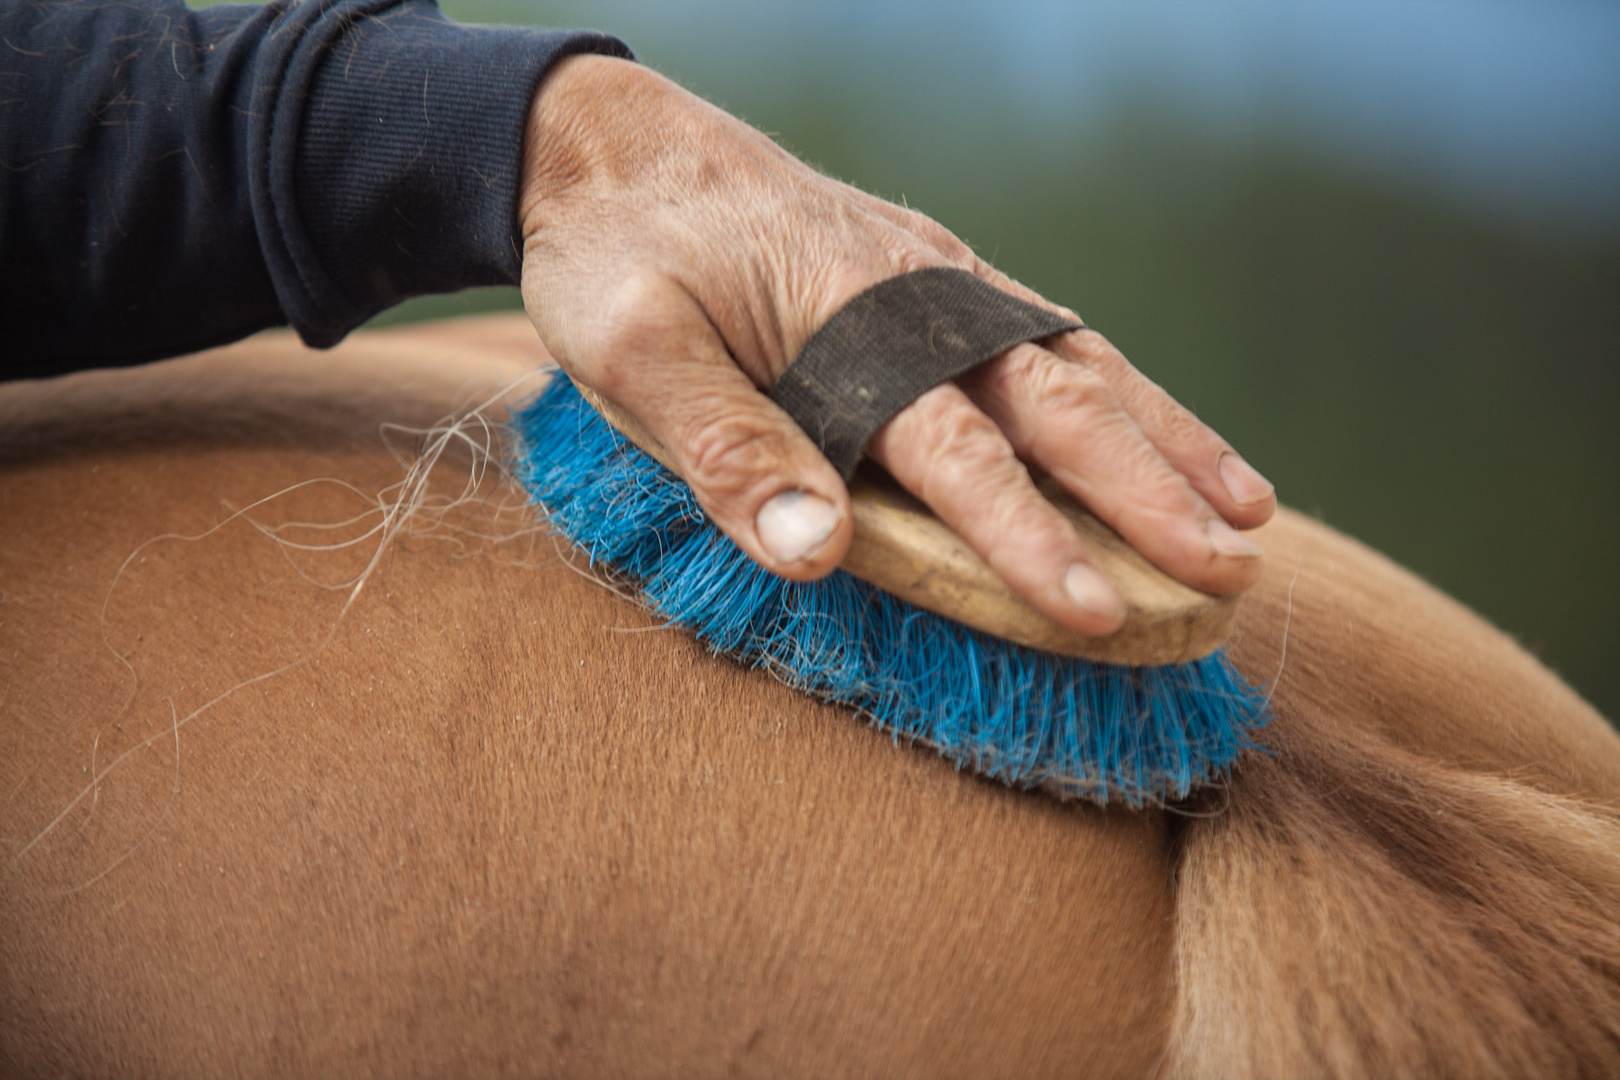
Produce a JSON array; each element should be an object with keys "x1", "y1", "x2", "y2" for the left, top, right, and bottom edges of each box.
[{"x1": 455, "y1": 0, "x2": 1620, "y2": 239}]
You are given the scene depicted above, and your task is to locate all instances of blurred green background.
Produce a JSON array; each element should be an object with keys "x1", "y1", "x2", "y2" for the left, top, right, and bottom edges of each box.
[{"x1": 373, "y1": 0, "x2": 1620, "y2": 722}]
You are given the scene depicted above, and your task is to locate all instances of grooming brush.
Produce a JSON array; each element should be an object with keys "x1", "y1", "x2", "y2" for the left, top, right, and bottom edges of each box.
[{"x1": 514, "y1": 270, "x2": 1267, "y2": 806}]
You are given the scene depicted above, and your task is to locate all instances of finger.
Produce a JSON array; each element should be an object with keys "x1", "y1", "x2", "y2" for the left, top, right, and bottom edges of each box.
[
  {"x1": 946, "y1": 257, "x2": 1275, "y2": 529},
  {"x1": 867, "y1": 382, "x2": 1128, "y2": 637},
  {"x1": 1049, "y1": 329, "x2": 1276, "y2": 530},
  {"x1": 958, "y1": 343, "x2": 1264, "y2": 597},
  {"x1": 823, "y1": 217, "x2": 1267, "y2": 546},
  {"x1": 580, "y1": 273, "x2": 853, "y2": 580}
]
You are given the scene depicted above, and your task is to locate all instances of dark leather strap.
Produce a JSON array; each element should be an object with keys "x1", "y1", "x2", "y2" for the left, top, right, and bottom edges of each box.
[{"x1": 767, "y1": 267, "x2": 1082, "y2": 479}]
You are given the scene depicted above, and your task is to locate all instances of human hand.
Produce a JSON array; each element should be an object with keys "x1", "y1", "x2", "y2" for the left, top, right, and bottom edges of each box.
[{"x1": 519, "y1": 56, "x2": 1275, "y2": 638}]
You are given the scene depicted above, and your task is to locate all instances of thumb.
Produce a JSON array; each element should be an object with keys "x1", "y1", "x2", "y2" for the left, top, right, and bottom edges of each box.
[{"x1": 576, "y1": 274, "x2": 852, "y2": 580}]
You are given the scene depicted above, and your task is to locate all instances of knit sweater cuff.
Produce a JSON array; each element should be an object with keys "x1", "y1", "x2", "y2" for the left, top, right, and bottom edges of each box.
[{"x1": 252, "y1": 0, "x2": 632, "y2": 347}]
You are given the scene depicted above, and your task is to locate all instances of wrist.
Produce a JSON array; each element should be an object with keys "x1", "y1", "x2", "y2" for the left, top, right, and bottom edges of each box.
[{"x1": 521, "y1": 54, "x2": 656, "y2": 237}]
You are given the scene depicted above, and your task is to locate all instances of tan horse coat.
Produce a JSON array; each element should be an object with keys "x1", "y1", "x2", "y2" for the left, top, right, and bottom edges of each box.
[{"x1": 2, "y1": 315, "x2": 1617, "y2": 1078}]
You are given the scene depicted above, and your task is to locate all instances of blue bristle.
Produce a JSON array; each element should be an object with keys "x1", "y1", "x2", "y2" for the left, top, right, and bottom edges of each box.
[{"x1": 512, "y1": 376, "x2": 1269, "y2": 807}]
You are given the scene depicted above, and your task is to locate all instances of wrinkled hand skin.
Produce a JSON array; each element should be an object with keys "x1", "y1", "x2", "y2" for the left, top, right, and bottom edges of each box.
[{"x1": 519, "y1": 56, "x2": 1276, "y2": 637}]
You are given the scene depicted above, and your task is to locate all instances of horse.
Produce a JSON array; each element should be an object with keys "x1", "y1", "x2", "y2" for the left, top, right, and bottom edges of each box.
[{"x1": 3, "y1": 314, "x2": 1617, "y2": 1078}]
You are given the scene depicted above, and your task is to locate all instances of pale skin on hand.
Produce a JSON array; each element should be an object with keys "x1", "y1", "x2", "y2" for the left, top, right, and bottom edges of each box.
[{"x1": 518, "y1": 55, "x2": 1276, "y2": 638}]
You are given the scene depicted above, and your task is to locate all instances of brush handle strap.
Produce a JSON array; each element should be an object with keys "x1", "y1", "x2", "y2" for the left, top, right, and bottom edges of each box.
[{"x1": 767, "y1": 267, "x2": 1082, "y2": 480}]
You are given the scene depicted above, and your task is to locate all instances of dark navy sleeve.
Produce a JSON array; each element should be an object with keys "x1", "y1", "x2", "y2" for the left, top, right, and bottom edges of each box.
[{"x1": 0, "y1": 0, "x2": 631, "y2": 378}]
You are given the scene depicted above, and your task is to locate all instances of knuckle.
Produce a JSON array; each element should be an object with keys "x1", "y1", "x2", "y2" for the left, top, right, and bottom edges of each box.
[
  {"x1": 1064, "y1": 329, "x2": 1130, "y2": 374},
  {"x1": 913, "y1": 401, "x2": 1019, "y2": 500},
  {"x1": 877, "y1": 221, "x2": 973, "y2": 276},
  {"x1": 886, "y1": 240, "x2": 944, "y2": 277},
  {"x1": 683, "y1": 414, "x2": 788, "y2": 502},
  {"x1": 916, "y1": 216, "x2": 972, "y2": 261},
  {"x1": 889, "y1": 202, "x2": 954, "y2": 244},
  {"x1": 1027, "y1": 358, "x2": 1117, "y2": 416},
  {"x1": 1047, "y1": 331, "x2": 1223, "y2": 454}
]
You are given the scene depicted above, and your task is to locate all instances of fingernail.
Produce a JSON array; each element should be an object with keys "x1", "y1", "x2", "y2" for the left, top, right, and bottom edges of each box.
[
  {"x1": 1064, "y1": 563, "x2": 1125, "y2": 618},
  {"x1": 1208, "y1": 517, "x2": 1263, "y2": 558},
  {"x1": 1219, "y1": 452, "x2": 1274, "y2": 506},
  {"x1": 756, "y1": 490, "x2": 840, "y2": 563}
]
